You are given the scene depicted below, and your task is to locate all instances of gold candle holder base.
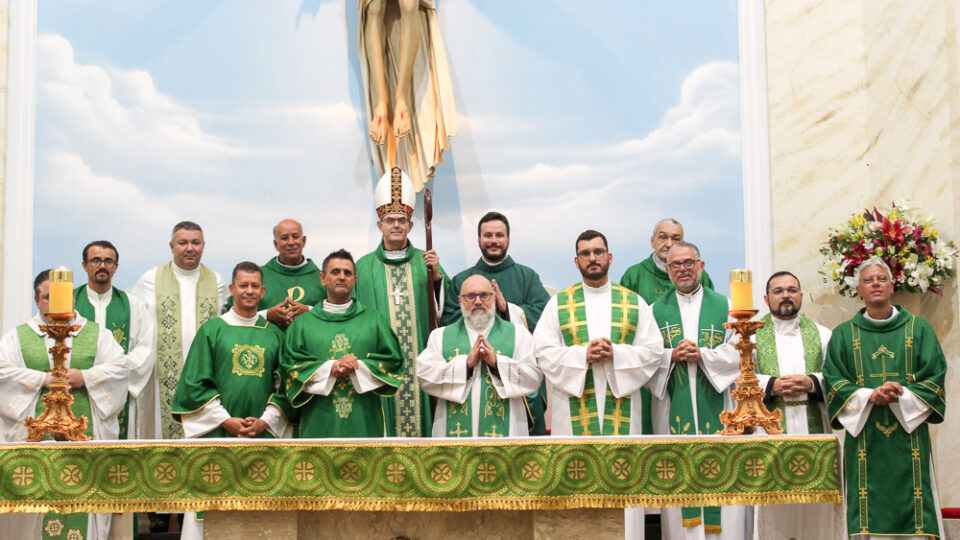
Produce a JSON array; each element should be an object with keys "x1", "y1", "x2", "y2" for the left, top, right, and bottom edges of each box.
[
  {"x1": 24, "y1": 312, "x2": 90, "y2": 442},
  {"x1": 718, "y1": 309, "x2": 783, "y2": 435}
]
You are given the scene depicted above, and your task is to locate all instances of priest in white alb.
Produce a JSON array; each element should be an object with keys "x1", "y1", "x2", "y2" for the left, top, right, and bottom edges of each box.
[
  {"x1": 418, "y1": 275, "x2": 542, "y2": 438},
  {"x1": 534, "y1": 230, "x2": 663, "y2": 540}
]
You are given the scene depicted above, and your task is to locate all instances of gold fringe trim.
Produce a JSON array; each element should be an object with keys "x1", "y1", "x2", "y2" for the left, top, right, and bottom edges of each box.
[{"x1": 0, "y1": 491, "x2": 842, "y2": 515}]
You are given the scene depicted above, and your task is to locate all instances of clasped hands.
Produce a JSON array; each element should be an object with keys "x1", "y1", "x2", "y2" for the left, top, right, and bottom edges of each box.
[
  {"x1": 772, "y1": 374, "x2": 813, "y2": 397},
  {"x1": 331, "y1": 354, "x2": 359, "y2": 378},
  {"x1": 266, "y1": 297, "x2": 310, "y2": 328},
  {"x1": 670, "y1": 339, "x2": 701, "y2": 364},
  {"x1": 42, "y1": 369, "x2": 85, "y2": 389},
  {"x1": 466, "y1": 335, "x2": 497, "y2": 368},
  {"x1": 586, "y1": 337, "x2": 613, "y2": 364},
  {"x1": 869, "y1": 381, "x2": 904, "y2": 406},
  {"x1": 221, "y1": 417, "x2": 269, "y2": 438}
]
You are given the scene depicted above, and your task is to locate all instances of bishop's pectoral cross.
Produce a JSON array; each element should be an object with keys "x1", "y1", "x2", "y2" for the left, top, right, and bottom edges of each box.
[
  {"x1": 869, "y1": 345, "x2": 899, "y2": 429},
  {"x1": 391, "y1": 285, "x2": 406, "y2": 306}
]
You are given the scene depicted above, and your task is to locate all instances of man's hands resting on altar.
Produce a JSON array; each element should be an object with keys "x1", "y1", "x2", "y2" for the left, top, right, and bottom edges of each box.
[
  {"x1": 869, "y1": 381, "x2": 904, "y2": 406},
  {"x1": 670, "y1": 339, "x2": 701, "y2": 363}
]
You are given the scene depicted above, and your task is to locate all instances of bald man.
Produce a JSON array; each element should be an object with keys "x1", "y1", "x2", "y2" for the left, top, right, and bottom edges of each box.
[
  {"x1": 227, "y1": 219, "x2": 324, "y2": 329},
  {"x1": 417, "y1": 275, "x2": 542, "y2": 438}
]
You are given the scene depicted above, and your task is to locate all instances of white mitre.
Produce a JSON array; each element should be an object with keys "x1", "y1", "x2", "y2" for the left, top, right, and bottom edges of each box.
[{"x1": 375, "y1": 167, "x2": 416, "y2": 219}]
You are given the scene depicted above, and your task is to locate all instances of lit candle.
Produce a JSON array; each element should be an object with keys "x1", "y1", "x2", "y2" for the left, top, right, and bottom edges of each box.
[
  {"x1": 730, "y1": 269, "x2": 753, "y2": 311},
  {"x1": 48, "y1": 267, "x2": 74, "y2": 315}
]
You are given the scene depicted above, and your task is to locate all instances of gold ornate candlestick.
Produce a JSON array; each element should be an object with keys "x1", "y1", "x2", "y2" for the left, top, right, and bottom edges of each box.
[
  {"x1": 719, "y1": 309, "x2": 783, "y2": 435},
  {"x1": 24, "y1": 268, "x2": 90, "y2": 442}
]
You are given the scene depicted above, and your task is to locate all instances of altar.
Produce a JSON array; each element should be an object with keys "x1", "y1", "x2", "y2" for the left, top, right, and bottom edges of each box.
[{"x1": 0, "y1": 435, "x2": 840, "y2": 539}]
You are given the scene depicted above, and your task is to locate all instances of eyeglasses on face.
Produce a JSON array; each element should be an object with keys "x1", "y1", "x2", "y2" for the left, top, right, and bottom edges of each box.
[
  {"x1": 382, "y1": 217, "x2": 410, "y2": 226},
  {"x1": 85, "y1": 258, "x2": 116, "y2": 267},
  {"x1": 667, "y1": 259, "x2": 699, "y2": 271},
  {"x1": 459, "y1": 292, "x2": 494, "y2": 302},
  {"x1": 576, "y1": 248, "x2": 608, "y2": 259}
]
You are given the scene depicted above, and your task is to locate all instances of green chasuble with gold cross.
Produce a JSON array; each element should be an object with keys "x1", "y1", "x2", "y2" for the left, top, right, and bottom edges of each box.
[
  {"x1": 171, "y1": 316, "x2": 294, "y2": 438},
  {"x1": 281, "y1": 301, "x2": 405, "y2": 438},
  {"x1": 824, "y1": 307, "x2": 946, "y2": 538},
  {"x1": 355, "y1": 242, "x2": 450, "y2": 437},
  {"x1": 224, "y1": 257, "x2": 326, "y2": 313}
]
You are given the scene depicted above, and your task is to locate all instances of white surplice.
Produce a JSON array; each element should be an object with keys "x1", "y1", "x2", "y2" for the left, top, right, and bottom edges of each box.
[
  {"x1": 0, "y1": 313, "x2": 129, "y2": 540},
  {"x1": 534, "y1": 280, "x2": 664, "y2": 540},
  {"x1": 417, "y1": 316, "x2": 542, "y2": 437},
  {"x1": 129, "y1": 262, "x2": 227, "y2": 440},
  {"x1": 752, "y1": 314, "x2": 845, "y2": 539},
  {"x1": 648, "y1": 286, "x2": 746, "y2": 540}
]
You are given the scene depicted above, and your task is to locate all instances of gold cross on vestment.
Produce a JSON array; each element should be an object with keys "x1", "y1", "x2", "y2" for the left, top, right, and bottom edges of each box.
[
  {"x1": 448, "y1": 347, "x2": 460, "y2": 361},
  {"x1": 868, "y1": 346, "x2": 899, "y2": 385},
  {"x1": 483, "y1": 425, "x2": 504, "y2": 437},
  {"x1": 570, "y1": 389, "x2": 597, "y2": 436},
  {"x1": 449, "y1": 422, "x2": 468, "y2": 437},
  {"x1": 391, "y1": 285, "x2": 406, "y2": 305},
  {"x1": 606, "y1": 397, "x2": 628, "y2": 434},
  {"x1": 560, "y1": 294, "x2": 588, "y2": 344}
]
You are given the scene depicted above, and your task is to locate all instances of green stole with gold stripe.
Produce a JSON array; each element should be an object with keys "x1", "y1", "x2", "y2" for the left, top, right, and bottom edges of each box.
[
  {"x1": 556, "y1": 282, "x2": 639, "y2": 436},
  {"x1": 441, "y1": 317, "x2": 515, "y2": 437},
  {"x1": 652, "y1": 288, "x2": 728, "y2": 532},
  {"x1": 18, "y1": 321, "x2": 98, "y2": 540},
  {"x1": 755, "y1": 314, "x2": 825, "y2": 433}
]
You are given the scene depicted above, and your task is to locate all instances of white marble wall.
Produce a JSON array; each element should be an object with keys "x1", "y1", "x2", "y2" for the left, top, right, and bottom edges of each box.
[
  {"x1": 765, "y1": 0, "x2": 960, "y2": 506},
  {"x1": 0, "y1": 0, "x2": 9, "y2": 323}
]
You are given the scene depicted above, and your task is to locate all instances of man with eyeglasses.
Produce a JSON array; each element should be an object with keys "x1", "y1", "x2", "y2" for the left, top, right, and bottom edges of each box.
[
  {"x1": 753, "y1": 271, "x2": 842, "y2": 539},
  {"x1": 418, "y1": 275, "x2": 541, "y2": 438},
  {"x1": 534, "y1": 230, "x2": 663, "y2": 539},
  {"x1": 620, "y1": 218, "x2": 715, "y2": 306},
  {"x1": 355, "y1": 168, "x2": 449, "y2": 437},
  {"x1": 649, "y1": 241, "x2": 743, "y2": 540},
  {"x1": 441, "y1": 211, "x2": 551, "y2": 435},
  {"x1": 74, "y1": 240, "x2": 156, "y2": 537},
  {"x1": 823, "y1": 257, "x2": 946, "y2": 539}
]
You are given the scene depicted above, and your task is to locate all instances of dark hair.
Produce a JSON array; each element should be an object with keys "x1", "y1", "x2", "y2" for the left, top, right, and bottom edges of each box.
[
  {"x1": 171, "y1": 221, "x2": 203, "y2": 241},
  {"x1": 575, "y1": 229, "x2": 608, "y2": 252},
  {"x1": 34, "y1": 269, "x2": 52, "y2": 297},
  {"x1": 322, "y1": 249, "x2": 355, "y2": 273},
  {"x1": 478, "y1": 211, "x2": 510, "y2": 236},
  {"x1": 232, "y1": 261, "x2": 263, "y2": 283},
  {"x1": 765, "y1": 271, "x2": 801, "y2": 294},
  {"x1": 82, "y1": 240, "x2": 119, "y2": 263}
]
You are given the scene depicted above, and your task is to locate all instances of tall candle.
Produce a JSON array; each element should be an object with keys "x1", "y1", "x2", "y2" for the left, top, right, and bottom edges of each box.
[
  {"x1": 730, "y1": 269, "x2": 753, "y2": 311},
  {"x1": 48, "y1": 267, "x2": 74, "y2": 315}
]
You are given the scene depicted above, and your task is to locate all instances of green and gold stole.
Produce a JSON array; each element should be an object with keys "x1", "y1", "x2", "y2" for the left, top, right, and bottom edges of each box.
[
  {"x1": 755, "y1": 314, "x2": 824, "y2": 433},
  {"x1": 18, "y1": 322, "x2": 98, "y2": 540},
  {"x1": 557, "y1": 283, "x2": 639, "y2": 436},
  {"x1": 441, "y1": 317, "x2": 515, "y2": 438},
  {"x1": 75, "y1": 285, "x2": 133, "y2": 438},
  {"x1": 155, "y1": 262, "x2": 219, "y2": 439},
  {"x1": 653, "y1": 289, "x2": 728, "y2": 532}
]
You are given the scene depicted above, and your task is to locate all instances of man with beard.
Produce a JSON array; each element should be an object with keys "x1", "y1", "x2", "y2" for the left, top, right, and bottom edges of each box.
[
  {"x1": 649, "y1": 241, "x2": 744, "y2": 540},
  {"x1": 534, "y1": 230, "x2": 663, "y2": 539},
  {"x1": 418, "y1": 275, "x2": 541, "y2": 437},
  {"x1": 283, "y1": 249, "x2": 405, "y2": 438},
  {"x1": 442, "y1": 211, "x2": 551, "y2": 434},
  {"x1": 753, "y1": 271, "x2": 843, "y2": 539},
  {"x1": 354, "y1": 168, "x2": 449, "y2": 437},
  {"x1": 824, "y1": 257, "x2": 946, "y2": 539},
  {"x1": 74, "y1": 240, "x2": 155, "y2": 539},
  {"x1": 225, "y1": 219, "x2": 323, "y2": 329}
]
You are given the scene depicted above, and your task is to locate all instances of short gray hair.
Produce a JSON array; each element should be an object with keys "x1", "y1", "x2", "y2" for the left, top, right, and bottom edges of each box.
[
  {"x1": 652, "y1": 218, "x2": 682, "y2": 237},
  {"x1": 666, "y1": 241, "x2": 700, "y2": 260},
  {"x1": 855, "y1": 257, "x2": 893, "y2": 283}
]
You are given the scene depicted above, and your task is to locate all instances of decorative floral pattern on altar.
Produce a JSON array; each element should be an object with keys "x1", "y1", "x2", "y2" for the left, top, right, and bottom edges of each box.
[{"x1": 0, "y1": 438, "x2": 841, "y2": 513}]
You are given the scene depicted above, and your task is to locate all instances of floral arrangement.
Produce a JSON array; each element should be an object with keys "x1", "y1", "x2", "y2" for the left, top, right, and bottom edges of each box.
[{"x1": 820, "y1": 200, "x2": 957, "y2": 297}]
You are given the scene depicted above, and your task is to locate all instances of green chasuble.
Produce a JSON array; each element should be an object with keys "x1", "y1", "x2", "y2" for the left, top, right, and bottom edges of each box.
[
  {"x1": 75, "y1": 284, "x2": 134, "y2": 439},
  {"x1": 755, "y1": 313, "x2": 825, "y2": 434},
  {"x1": 282, "y1": 301, "x2": 404, "y2": 438},
  {"x1": 652, "y1": 287, "x2": 728, "y2": 532},
  {"x1": 155, "y1": 262, "x2": 220, "y2": 439},
  {"x1": 442, "y1": 256, "x2": 551, "y2": 435},
  {"x1": 18, "y1": 321, "x2": 98, "y2": 540},
  {"x1": 441, "y1": 317, "x2": 515, "y2": 437},
  {"x1": 354, "y1": 242, "x2": 449, "y2": 437},
  {"x1": 171, "y1": 316, "x2": 294, "y2": 438},
  {"x1": 225, "y1": 257, "x2": 326, "y2": 312},
  {"x1": 824, "y1": 307, "x2": 946, "y2": 538},
  {"x1": 619, "y1": 254, "x2": 713, "y2": 437}
]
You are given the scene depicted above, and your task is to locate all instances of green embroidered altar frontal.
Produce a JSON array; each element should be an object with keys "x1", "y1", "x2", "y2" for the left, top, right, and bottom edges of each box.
[{"x1": 0, "y1": 436, "x2": 840, "y2": 513}]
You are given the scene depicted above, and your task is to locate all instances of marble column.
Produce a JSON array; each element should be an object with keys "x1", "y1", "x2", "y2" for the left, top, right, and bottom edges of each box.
[{"x1": 765, "y1": 0, "x2": 960, "y2": 505}]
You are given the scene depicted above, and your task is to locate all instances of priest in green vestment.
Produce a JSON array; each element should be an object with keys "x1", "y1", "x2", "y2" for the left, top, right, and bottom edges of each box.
[
  {"x1": 224, "y1": 219, "x2": 324, "y2": 329},
  {"x1": 0, "y1": 270, "x2": 128, "y2": 540},
  {"x1": 824, "y1": 257, "x2": 946, "y2": 539},
  {"x1": 649, "y1": 241, "x2": 743, "y2": 540},
  {"x1": 354, "y1": 168, "x2": 448, "y2": 437},
  {"x1": 419, "y1": 275, "x2": 542, "y2": 437},
  {"x1": 283, "y1": 249, "x2": 405, "y2": 438},
  {"x1": 441, "y1": 211, "x2": 551, "y2": 434}
]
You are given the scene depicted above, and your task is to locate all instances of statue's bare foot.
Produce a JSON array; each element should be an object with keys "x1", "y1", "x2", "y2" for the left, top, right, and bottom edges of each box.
[
  {"x1": 393, "y1": 98, "x2": 412, "y2": 138},
  {"x1": 369, "y1": 102, "x2": 388, "y2": 145}
]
